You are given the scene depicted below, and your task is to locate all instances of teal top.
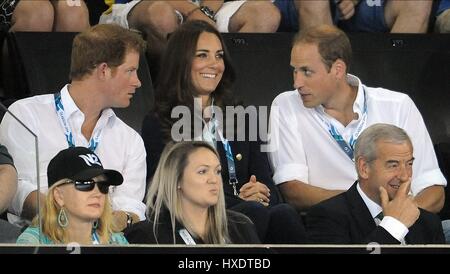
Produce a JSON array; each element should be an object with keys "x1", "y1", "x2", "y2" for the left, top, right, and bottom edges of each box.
[{"x1": 16, "y1": 226, "x2": 129, "y2": 245}]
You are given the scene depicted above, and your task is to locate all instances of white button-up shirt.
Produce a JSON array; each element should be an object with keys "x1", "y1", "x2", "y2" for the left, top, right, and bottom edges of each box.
[
  {"x1": 0, "y1": 85, "x2": 147, "y2": 225},
  {"x1": 268, "y1": 74, "x2": 446, "y2": 195}
]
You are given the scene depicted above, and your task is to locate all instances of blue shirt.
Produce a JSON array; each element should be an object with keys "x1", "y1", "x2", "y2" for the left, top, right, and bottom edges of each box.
[{"x1": 16, "y1": 226, "x2": 129, "y2": 245}]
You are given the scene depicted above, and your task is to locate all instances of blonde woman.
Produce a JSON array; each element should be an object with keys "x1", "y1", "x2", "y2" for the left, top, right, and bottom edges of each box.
[
  {"x1": 17, "y1": 147, "x2": 127, "y2": 245},
  {"x1": 125, "y1": 141, "x2": 259, "y2": 244}
]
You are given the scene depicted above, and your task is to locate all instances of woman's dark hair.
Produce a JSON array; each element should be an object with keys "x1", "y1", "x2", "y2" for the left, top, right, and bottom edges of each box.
[{"x1": 154, "y1": 20, "x2": 236, "y2": 142}]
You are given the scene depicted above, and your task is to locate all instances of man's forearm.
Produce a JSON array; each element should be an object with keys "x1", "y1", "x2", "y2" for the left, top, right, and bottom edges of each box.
[
  {"x1": 279, "y1": 180, "x2": 344, "y2": 211},
  {"x1": 415, "y1": 185, "x2": 445, "y2": 213},
  {"x1": 202, "y1": 0, "x2": 224, "y2": 13},
  {"x1": 112, "y1": 210, "x2": 140, "y2": 232},
  {"x1": 22, "y1": 190, "x2": 46, "y2": 221},
  {"x1": 168, "y1": 1, "x2": 223, "y2": 15},
  {"x1": 0, "y1": 164, "x2": 17, "y2": 213}
]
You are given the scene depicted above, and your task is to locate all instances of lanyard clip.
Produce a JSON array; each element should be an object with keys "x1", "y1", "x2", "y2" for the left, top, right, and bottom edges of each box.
[{"x1": 229, "y1": 178, "x2": 239, "y2": 196}]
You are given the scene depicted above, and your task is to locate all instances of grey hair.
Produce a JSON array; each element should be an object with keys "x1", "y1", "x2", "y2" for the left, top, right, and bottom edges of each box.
[{"x1": 354, "y1": 123, "x2": 412, "y2": 167}]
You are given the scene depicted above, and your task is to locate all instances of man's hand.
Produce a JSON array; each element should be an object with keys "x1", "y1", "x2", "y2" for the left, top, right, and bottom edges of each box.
[
  {"x1": 112, "y1": 210, "x2": 139, "y2": 232},
  {"x1": 0, "y1": 164, "x2": 17, "y2": 214},
  {"x1": 22, "y1": 190, "x2": 46, "y2": 221},
  {"x1": 337, "y1": 0, "x2": 356, "y2": 20},
  {"x1": 186, "y1": 7, "x2": 216, "y2": 27},
  {"x1": 380, "y1": 178, "x2": 420, "y2": 228},
  {"x1": 239, "y1": 175, "x2": 270, "y2": 207}
]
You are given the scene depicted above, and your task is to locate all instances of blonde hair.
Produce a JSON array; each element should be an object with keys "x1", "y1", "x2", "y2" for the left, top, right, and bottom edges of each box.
[
  {"x1": 31, "y1": 179, "x2": 116, "y2": 244},
  {"x1": 146, "y1": 141, "x2": 230, "y2": 244}
]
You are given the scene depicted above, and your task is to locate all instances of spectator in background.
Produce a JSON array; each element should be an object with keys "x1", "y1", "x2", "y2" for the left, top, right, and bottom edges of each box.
[
  {"x1": 0, "y1": 144, "x2": 20, "y2": 243},
  {"x1": 125, "y1": 141, "x2": 260, "y2": 244},
  {"x1": 141, "y1": 20, "x2": 308, "y2": 244},
  {"x1": 0, "y1": 24, "x2": 147, "y2": 231},
  {"x1": 274, "y1": 0, "x2": 432, "y2": 33},
  {"x1": 17, "y1": 147, "x2": 128, "y2": 245},
  {"x1": 268, "y1": 25, "x2": 446, "y2": 213},
  {"x1": 306, "y1": 124, "x2": 445, "y2": 244},
  {"x1": 435, "y1": 0, "x2": 450, "y2": 33},
  {"x1": 99, "y1": 0, "x2": 280, "y2": 80},
  {"x1": 100, "y1": 0, "x2": 280, "y2": 34},
  {"x1": 0, "y1": 0, "x2": 89, "y2": 32}
]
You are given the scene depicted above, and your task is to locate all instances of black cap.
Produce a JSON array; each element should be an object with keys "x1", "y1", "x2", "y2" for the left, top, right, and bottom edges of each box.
[{"x1": 47, "y1": 147, "x2": 123, "y2": 188}]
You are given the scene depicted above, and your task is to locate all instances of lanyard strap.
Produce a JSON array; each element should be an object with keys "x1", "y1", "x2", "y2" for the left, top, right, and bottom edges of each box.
[
  {"x1": 315, "y1": 88, "x2": 368, "y2": 160},
  {"x1": 54, "y1": 92, "x2": 102, "y2": 152},
  {"x1": 220, "y1": 135, "x2": 239, "y2": 196},
  {"x1": 178, "y1": 228, "x2": 196, "y2": 245},
  {"x1": 92, "y1": 231, "x2": 100, "y2": 245},
  {"x1": 201, "y1": 98, "x2": 217, "y2": 147},
  {"x1": 202, "y1": 116, "x2": 217, "y2": 148},
  {"x1": 202, "y1": 99, "x2": 239, "y2": 196}
]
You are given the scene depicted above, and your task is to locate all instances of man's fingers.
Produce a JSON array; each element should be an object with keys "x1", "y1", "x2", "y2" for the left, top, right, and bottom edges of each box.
[
  {"x1": 379, "y1": 186, "x2": 389, "y2": 208},
  {"x1": 397, "y1": 177, "x2": 412, "y2": 197},
  {"x1": 338, "y1": 0, "x2": 355, "y2": 19}
]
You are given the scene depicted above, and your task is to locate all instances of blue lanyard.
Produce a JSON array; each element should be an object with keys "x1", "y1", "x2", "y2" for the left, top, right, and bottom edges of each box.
[
  {"x1": 315, "y1": 88, "x2": 368, "y2": 160},
  {"x1": 203, "y1": 115, "x2": 217, "y2": 148},
  {"x1": 207, "y1": 102, "x2": 239, "y2": 196},
  {"x1": 54, "y1": 92, "x2": 101, "y2": 152},
  {"x1": 207, "y1": 118, "x2": 239, "y2": 197},
  {"x1": 220, "y1": 136, "x2": 239, "y2": 196},
  {"x1": 92, "y1": 231, "x2": 100, "y2": 245}
]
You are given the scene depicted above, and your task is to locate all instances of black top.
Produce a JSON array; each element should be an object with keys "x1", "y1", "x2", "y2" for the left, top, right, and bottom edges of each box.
[
  {"x1": 0, "y1": 144, "x2": 14, "y2": 166},
  {"x1": 306, "y1": 182, "x2": 445, "y2": 244},
  {"x1": 141, "y1": 112, "x2": 281, "y2": 208},
  {"x1": 124, "y1": 209, "x2": 260, "y2": 244}
]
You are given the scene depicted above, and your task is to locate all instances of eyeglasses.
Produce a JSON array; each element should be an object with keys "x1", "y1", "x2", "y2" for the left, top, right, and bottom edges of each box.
[{"x1": 65, "y1": 180, "x2": 110, "y2": 194}]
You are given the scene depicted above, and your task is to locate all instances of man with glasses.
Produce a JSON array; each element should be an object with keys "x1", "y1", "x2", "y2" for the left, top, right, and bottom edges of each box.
[{"x1": 0, "y1": 24, "x2": 147, "y2": 231}]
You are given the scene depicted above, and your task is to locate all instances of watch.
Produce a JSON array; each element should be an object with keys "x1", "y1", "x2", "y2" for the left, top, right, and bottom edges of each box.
[
  {"x1": 199, "y1": 6, "x2": 216, "y2": 22},
  {"x1": 125, "y1": 212, "x2": 133, "y2": 228}
]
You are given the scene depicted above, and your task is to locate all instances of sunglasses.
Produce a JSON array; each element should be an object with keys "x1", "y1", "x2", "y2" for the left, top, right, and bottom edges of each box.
[{"x1": 64, "y1": 180, "x2": 110, "y2": 194}]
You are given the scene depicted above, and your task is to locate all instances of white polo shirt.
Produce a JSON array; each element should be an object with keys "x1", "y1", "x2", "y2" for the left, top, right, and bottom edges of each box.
[
  {"x1": 268, "y1": 74, "x2": 446, "y2": 195},
  {"x1": 0, "y1": 85, "x2": 147, "y2": 225}
]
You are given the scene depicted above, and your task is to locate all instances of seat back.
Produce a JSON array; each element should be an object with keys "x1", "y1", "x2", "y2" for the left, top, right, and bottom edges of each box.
[
  {"x1": 222, "y1": 32, "x2": 294, "y2": 108},
  {"x1": 348, "y1": 33, "x2": 450, "y2": 145},
  {"x1": 436, "y1": 143, "x2": 450, "y2": 219},
  {"x1": 3, "y1": 31, "x2": 154, "y2": 133}
]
